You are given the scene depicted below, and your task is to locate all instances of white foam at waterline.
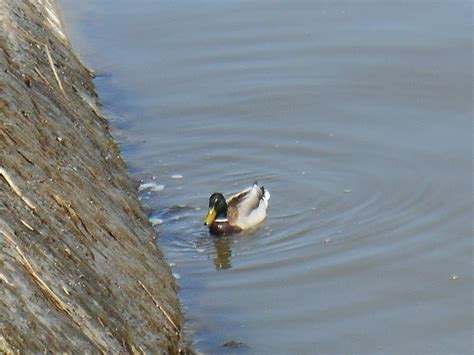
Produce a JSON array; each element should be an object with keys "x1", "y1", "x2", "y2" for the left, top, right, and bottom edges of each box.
[
  {"x1": 149, "y1": 217, "x2": 164, "y2": 226},
  {"x1": 139, "y1": 182, "x2": 165, "y2": 192}
]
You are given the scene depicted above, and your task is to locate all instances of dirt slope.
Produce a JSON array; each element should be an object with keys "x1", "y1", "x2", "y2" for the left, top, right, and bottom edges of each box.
[{"x1": 0, "y1": 0, "x2": 188, "y2": 352}]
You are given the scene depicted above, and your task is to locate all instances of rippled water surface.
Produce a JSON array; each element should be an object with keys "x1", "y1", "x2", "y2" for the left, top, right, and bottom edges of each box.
[{"x1": 60, "y1": 0, "x2": 472, "y2": 353}]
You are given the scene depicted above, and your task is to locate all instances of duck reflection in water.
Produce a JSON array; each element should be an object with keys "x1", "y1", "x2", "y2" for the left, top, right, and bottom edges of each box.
[{"x1": 211, "y1": 236, "x2": 233, "y2": 270}]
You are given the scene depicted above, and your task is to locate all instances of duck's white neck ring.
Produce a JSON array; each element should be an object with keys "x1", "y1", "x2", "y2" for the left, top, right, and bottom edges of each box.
[{"x1": 214, "y1": 218, "x2": 228, "y2": 223}]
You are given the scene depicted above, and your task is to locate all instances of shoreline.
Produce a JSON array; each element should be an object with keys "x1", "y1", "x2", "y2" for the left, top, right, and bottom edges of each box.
[{"x1": 0, "y1": 0, "x2": 189, "y2": 352}]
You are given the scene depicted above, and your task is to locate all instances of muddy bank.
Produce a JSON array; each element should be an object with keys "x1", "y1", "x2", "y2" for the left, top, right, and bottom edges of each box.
[{"x1": 0, "y1": 0, "x2": 188, "y2": 352}]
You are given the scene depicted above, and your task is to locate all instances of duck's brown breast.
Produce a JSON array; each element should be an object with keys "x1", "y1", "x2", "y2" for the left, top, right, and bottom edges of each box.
[{"x1": 210, "y1": 221, "x2": 242, "y2": 235}]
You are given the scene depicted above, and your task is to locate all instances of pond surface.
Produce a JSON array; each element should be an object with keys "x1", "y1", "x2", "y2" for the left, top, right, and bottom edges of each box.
[{"x1": 59, "y1": 0, "x2": 472, "y2": 353}]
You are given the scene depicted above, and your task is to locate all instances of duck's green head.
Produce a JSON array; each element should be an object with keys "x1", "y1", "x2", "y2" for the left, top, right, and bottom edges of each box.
[{"x1": 204, "y1": 193, "x2": 227, "y2": 225}]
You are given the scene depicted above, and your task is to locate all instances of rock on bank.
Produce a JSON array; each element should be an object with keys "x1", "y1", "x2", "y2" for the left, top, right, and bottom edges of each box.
[{"x1": 0, "y1": 0, "x2": 187, "y2": 352}]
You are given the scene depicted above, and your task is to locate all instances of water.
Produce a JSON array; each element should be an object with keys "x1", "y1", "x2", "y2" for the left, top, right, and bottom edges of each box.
[{"x1": 59, "y1": 0, "x2": 472, "y2": 353}]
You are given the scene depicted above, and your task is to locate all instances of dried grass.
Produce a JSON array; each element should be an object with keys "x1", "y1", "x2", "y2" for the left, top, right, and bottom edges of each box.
[
  {"x1": 0, "y1": 167, "x2": 36, "y2": 211},
  {"x1": 138, "y1": 280, "x2": 181, "y2": 334}
]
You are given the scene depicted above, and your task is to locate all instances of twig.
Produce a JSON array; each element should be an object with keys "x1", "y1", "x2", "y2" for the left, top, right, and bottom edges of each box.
[
  {"x1": 51, "y1": 193, "x2": 97, "y2": 241},
  {"x1": 43, "y1": 43, "x2": 67, "y2": 97},
  {"x1": 0, "y1": 167, "x2": 36, "y2": 211},
  {"x1": 138, "y1": 280, "x2": 180, "y2": 334},
  {"x1": 20, "y1": 219, "x2": 34, "y2": 231},
  {"x1": 62, "y1": 286, "x2": 70, "y2": 295},
  {"x1": 0, "y1": 273, "x2": 14, "y2": 287},
  {"x1": 0, "y1": 224, "x2": 74, "y2": 320},
  {"x1": 8, "y1": 23, "x2": 67, "y2": 97},
  {"x1": 34, "y1": 66, "x2": 50, "y2": 86}
]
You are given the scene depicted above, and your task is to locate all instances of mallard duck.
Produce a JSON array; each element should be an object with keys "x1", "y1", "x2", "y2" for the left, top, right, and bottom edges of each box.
[{"x1": 203, "y1": 181, "x2": 270, "y2": 235}]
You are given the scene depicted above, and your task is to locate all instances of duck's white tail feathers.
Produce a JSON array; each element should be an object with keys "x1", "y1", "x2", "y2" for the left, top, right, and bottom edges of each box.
[
  {"x1": 232, "y1": 182, "x2": 270, "y2": 230},
  {"x1": 261, "y1": 186, "x2": 270, "y2": 201}
]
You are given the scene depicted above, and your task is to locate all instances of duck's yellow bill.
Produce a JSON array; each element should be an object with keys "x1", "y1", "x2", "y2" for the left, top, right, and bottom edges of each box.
[{"x1": 203, "y1": 208, "x2": 216, "y2": 225}]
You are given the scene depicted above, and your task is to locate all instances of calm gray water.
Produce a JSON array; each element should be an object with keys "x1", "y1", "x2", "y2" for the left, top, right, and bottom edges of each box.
[{"x1": 60, "y1": 0, "x2": 472, "y2": 353}]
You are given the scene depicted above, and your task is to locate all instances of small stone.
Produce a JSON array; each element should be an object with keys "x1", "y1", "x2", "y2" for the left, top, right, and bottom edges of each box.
[
  {"x1": 171, "y1": 174, "x2": 183, "y2": 179},
  {"x1": 222, "y1": 340, "x2": 247, "y2": 349},
  {"x1": 324, "y1": 239, "x2": 331, "y2": 244},
  {"x1": 449, "y1": 274, "x2": 459, "y2": 281},
  {"x1": 56, "y1": 136, "x2": 64, "y2": 144},
  {"x1": 149, "y1": 217, "x2": 164, "y2": 226}
]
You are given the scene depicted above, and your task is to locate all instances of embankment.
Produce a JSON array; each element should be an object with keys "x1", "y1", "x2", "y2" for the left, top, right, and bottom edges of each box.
[{"x1": 0, "y1": 0, "x2": 188, "y2": 352}]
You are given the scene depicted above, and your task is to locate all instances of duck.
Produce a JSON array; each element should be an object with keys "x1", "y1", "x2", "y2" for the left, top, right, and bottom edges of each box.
[{"x1": 203, "y1": 181, "x2": 270, "y2": 235}]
